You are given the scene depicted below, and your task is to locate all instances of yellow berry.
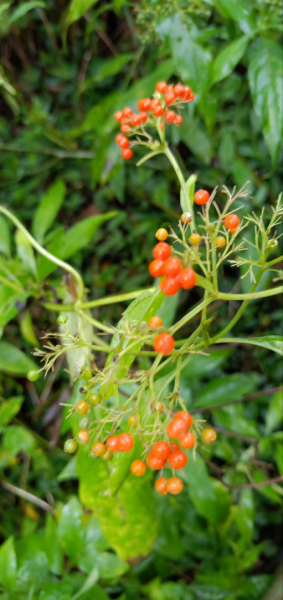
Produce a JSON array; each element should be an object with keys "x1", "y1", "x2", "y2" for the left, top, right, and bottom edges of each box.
[
  {"x1": 155, "y1": 228, "x2": 168, "y2": 241},
  {"x1": 189, "y1": 233, "x2": 201, "y2": 245},
  {"x1": 128, "y1": 414, "x2": 139, "y2": 427},
  {"x1": 215, "y1": 236, "x2": 226, "y2": 249},
  {"x1": 200, "y1": 428, "x2": 217, "y2": 444},
  {"x1": 181, "y1": 212, "x2": 192, "y2": 224}
]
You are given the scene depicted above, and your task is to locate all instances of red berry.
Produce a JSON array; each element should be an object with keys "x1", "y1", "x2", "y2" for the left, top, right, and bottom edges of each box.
[
  {"x1": 149, "y1": 259, "x2": 164, "y2": 278},
  {"x1": 106, "y1": 435, "x2": 119, "y2": 452},
  {"x1": 114, "y1": 111, "x2": 123, "y2": 122},
  {"x1": 148, "y1": 316, "x2": 163, "y2": 328},
  {"x1": 183, "y1": 86, "x2": 192, "y2": 101},
  {"x1": 168, "y1": 450, "x2": 188, "y2": 470},
  {"x1": 130, "y1": 460, "x2": 146, "y2": 476},
  {"x1": 91, "y1": 441, "x2": 106, "y2": 457},
  {"x1": 160, "y1": 277, "x2": 179, "y2": 296},
  {"x1": 131, "y1": 113, "x2": 143, "y2": 127},
  {"x1": 137, "y1": 98, "x2": 151, "y2": 111},
  {"x1": 186, "y1": 91, "x2": 195, "y2": 102},
  {"x1": 170, "y1": 443, "x2": 179, "y2": 453},
  {"x1": 139, "y1": 112, "x2": 148, "y2": 123},
  {"x1": 115, "y1": 134, "x2": 129, "y2": 149},
  {"x1": 167, "y1": 418, "x2": 187, "y2": 439},
  {"x1": 149, "y1": 99, "x2": 161, "y2": 111},
  {"x1": 174, "y1": 411, "x2": 193, "y2": 428},
  {"x1": 224, "y1": 214, "x2": 240, "y2": 231},
  {"x1": 152, "y1": 441, "x2": 171, "y2": 460},
  {"x1": 155, "y1": 477, "x2": 168, "y2": 495},
  {"x1": 178, "y1": 268, "x2": 197, "y2": 290},
  {"x1": 146, "y1": 452, "x2": 166, "y2": 470},
  {"x1": 153, "y1": 105, "x2": 164, "y2": 117},
  {"x1": 156, "y1": 81, "x2": 168, "y2": 94},
  {"x1": 164, "y1": 110, "x2": 176, "y2": 123},
  {"x1": 121, "y1": 148, "x2": 133, "y2": 160},
  {"x1": 117, "y1": 433, "x2": 134, "y2": 452},
  {"x1": 122, "y1": 107, "x2": 133, "y2": 119},
  {"x1": 121, "y1": 123, "x2": 130, "y2": 133},
  {"x1": 173, "y1": 84, "x2": 186, "y2": 99},
  {"x1": 77, "y1": 430, "x2": 90, "y2": 444},
  {"x1": 152, "y1": 242, "x2": 171, "y2": 260},
  {"x1": 201, "y1": 428, "x2": 217, "y2": 444},
  {"x1": 174, "y1": 114, "x2": 183, "y2": 125},
  {"x1": 194, "y1": 189, "x2": 210, "y2": 205},
  {"x1": 163, "y1": 257, "x2": 182, "y2": 278},
  {"x1": 153, "y1": 333, "x2": 175, "y2": 355},
  {"x1": 165, "y1": 91, "x2": 175, "y2": 105},
  {"x1": 166, "y1": 477, "x2": 184, "y2": 495},
  {"x1": 179, "y1": 431, "x2": 195, "y2": 449}
]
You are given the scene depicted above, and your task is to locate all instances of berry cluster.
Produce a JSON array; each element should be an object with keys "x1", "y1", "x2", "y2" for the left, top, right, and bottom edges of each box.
[{"x1": 114, "y1": 81, "x2": 195, "y2": 160}]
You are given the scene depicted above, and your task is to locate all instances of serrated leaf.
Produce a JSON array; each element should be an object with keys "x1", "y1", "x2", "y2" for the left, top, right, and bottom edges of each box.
[
  {"x1": 0, "y1": 537, "x2": 17, "y2": 592},
  {"x1": 212, "y1": 35, "x2": 249, "y2": 84},
  {"x1": 32, "y1": 179, "x2": 66, "y2": 244},
  {"x1": 0, "y1": 342, "x2": 37, "y2": 375},
  {"x1": 248, "y1": 38, "x2": 283, "y2": 164}
]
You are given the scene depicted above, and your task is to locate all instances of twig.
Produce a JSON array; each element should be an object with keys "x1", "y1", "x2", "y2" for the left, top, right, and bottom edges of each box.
[
  {"x1": 0, "y1": 480, "x2": 55, "y2": 514},
  {"x1": 191, "y1": 387, "x2": 283, "y2": 414},
  {"x1": 212, "y1": 427, "x2": 258, "y2": 444},
  {"x1": 226, "y1": 476, "x2": 283, "y2": 490}
]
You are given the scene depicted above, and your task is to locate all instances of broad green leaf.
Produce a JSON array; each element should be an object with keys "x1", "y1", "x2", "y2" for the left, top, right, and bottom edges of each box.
[
  {"x1": 63, "y1": 0, "x2": 99, "y2": 37},
  {"x1": 15, "y1": 230, "x2": 37, "y2": 278},
  {"x1": 102, "y1": 288, "x2": 164, "y2": 400},
  {"x1": 180, "y1": 114, "x2": 213, "y2": 163},
  {"x1": 0, "y1": 341, "x2": 37, "y2": 375},
  {"x1": 0, "y1": 397, "x2": 24, "y2": 430},
  {"x1": 216, "y1": 0, "x2": 256, "y2": 34},
  {"x1": 0, "y1": 216, "x2": 11, "y2": 256},
  {"x1": 3, "y1": 425, "x2": 36, "y2": 455},
  {"x1": 77, "y1": 447, "x2": 110, "y2": 509},
  {"x1": 45, "y1": 514, "x2": 63, "y2": 576},
  {"x1": 181, "y1": 349, "x2": 232, "y2": 383},
  {"x1": 235, "y1": 489, "x2": 254, "y2": 542},
  {"x1": 184, "y1": 455, "x2": 231, "y2": 525},
  {"x1": 37, "y1": 212, "x2": 116, "y2": 280},
  {"x1": 38, "y1": 581, "x2": 73, "y2": 600},
  {"x1": 77, "y1": 516, "x2": 109, "y2": 573},
  {"x1": 253, "y1": 470, "x2": 282, "y2": 504},
  {"x1": 214, "y1": 403, "x2": 260, "y2": 438},
  {"x1": 109, "y1": 438, "x2": 144, "y2": 496},
  {"x1": 217, "y1": 336, "x2": 283, "y2": 356},
  {"x1": 57, "y1": 497, "x2": 85, "y2": 560},
  {"x1": 0, "y1": 537, "x2": 17, "y2": 592},
  {"x1": 212, "y1": 35, "x2": 249, "y2": 84},
  {"x1": 71, "y1": 566, "x2": 99, "y2": 599},
  {"x1": 169, "y1": 15, "x2": 212, "y2": 95},
  {"x1": 32, "y1": 179, "x2": 66, "y2": 244},
  {"x1": 156, "y1": 290, "x2": 179, "y2": 329},
  {"x1": 96, "y1": 552, "x2": 129, "y2": 580},
  {"x1": 248, "y1": 38, "x2": 283, "y2": 164},
  {"x1": 194, "y1": 373, "x2": 257, "y2": 408},
  {"x1": 8, "y1": 1, "x2": 45, "y2": 25},
  {"x1": 80, "y1": 54, "x2": 134, "y2": 93},
  {"x1": 57, "y1": 456, "x2": 78, "y2": 481},
  {"x1": 15, "y1": 535, "x2": 48, "y2": 583},
  {"x1": 265, "y1": 391, "x2": 283, "y2": 435}
]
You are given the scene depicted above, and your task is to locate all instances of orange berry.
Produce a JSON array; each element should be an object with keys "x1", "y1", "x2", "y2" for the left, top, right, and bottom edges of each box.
[
  {"x1": 166, "y1": 477, "x2": 184, "y2": 495},
  {"x1": 189, "y1": 233, "x2": 201, "y2": 245},
  {"x1": 148, "y1": 316, "x2": 163, "y2": 328},
  {"x1": 153, "y1": 333, "x2": 175, "y2": 355},
  {"x1": 165, "y1": 91, "x2": 175, "y2": 105},
  {"x1": 130, "y1": 113, "x2": 143, "y2": 127},
  {"x1": 120, "y1": 123, "x2": 131, "y2": 133},
  {"x1": 149, "y1": 259, "x2": 164, "y2": 278},
  {"x1": 215, "y1": 236, "x2": 226, "y2": 249},
  {"x1": 115, "y1": 134, "x2": 129, "y2": 149},
  {"x1": 117, "y1": 433, "x2": 134, "y2": 452},
  {"x1": 114, "y1": 111, "x2": 123, "y2": 122},
  {"x1": 224, "y1": 214, "x2": 240, "y2": 231},
  {"x1": 178, "y1": 268, "x2": 197, "y2": 290},
  {"x1": 164, "y1": 110, "x2": 176, "y2": 123},
  {"x1": 77, "y1": 430, "x2": 90, "y2": 444},
  {"x1": 122, "y1": 107, "x2": 133, "y2": 119},
  {"x1": 91, "y1": 441, "x2": 106, "y2": 457},
  {"x1": 201, "y1": 428, "x2": 217, "y2": 444},
  {"x1": 106, "y1": 435, "x2": 119, "y2": 452},
  {"x1": 179, "y1": 431, "x2": 195, "y2": 449},
  {"x1": 155, "y1": 228, "x2": 168, "y2": 241},
  {"x1": 121, "y1": 148, "x2": 133, "y2": 160},
  {"x1": 168, "y1": 450, "x2": 188, "y2": 470},
  {"x1": 173, "y1": 84, "x2": 186, "y2": 99},
  {"x1": 194, "y1": 190, "x2": 210, "y2": 205},
  {"x1": 163, "y1": 257, "x2": 182, "y2": 278},
  {"x1": 156, "y1": 81, "x2": 168, "y2": 94},
  {"x1": 137, "y1": 98, "x2": 151, "y2": 111},
  {"x1": 181, "y1": 212, "x2": 192, "y2": 224},
  {"x1": 75, "y1": 401, "x2": 89, "y2": 416},
  {"x1": 174, "y1": 411, "x2": 193, "y2": 429},
  {"x1": 152, "y1": 242, "x2": 171, "y2": 260},
  {"x1": 130, "y1": 460, "x2": 146, "y2": 476},
  {"x1": 155, "y1": 477, "x2": 168, "y2": 495},
  {"x1": 174, "y1": 114, "x2": 183, "y2": 125},
  {"x1": 152, "y1": 441, "x2": 171, "y2": 460},
  {"x1": 167, "y1": 418, "x2": 187, "y2": 440},
  {"x1": 146, "y1": 452, "x2": 166, "y2": 470}
]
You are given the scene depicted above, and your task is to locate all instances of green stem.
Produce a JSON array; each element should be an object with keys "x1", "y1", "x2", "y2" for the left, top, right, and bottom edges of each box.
[
  {"x1": 81, "y1": 288, "x2": 155, "y2": 309},
  {"x1": 170, "y1": 297, "x2": 212, "y2": 335},
  {"x1": 0, "y1": 206, "x2": 85, "y2": 303},
  {"x1": 78, "y1": 310, "x2": 113, "y2": 334},
  {"x1": 136, "y1": 150, "x2": 162, "y2": 167},
  {"x1": 163, "y1": 146, "x2": 195, "y2": 232},
  {"x1": 0, "y1": 274, "x2": 23, "y2": 293},
  {"x1": 201, "y1": 290, "x2": 210, "y2": 346},
  {"x1": 217, "y1": 286, "x2": 283, "y2": 301},
  {"x1": 265, "y1": 255, "x2": 283, "y2": 268}
]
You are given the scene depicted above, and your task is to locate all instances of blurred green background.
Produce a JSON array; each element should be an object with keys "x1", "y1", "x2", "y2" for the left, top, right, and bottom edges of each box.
[{"x1": 0, "y1": 1, "x2": 282, "y2": 599}]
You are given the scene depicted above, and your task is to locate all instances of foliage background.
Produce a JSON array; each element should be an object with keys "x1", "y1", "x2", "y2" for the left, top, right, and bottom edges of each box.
[{"x1": 0, "y1": 1, "x2": 282, "y2": 599}]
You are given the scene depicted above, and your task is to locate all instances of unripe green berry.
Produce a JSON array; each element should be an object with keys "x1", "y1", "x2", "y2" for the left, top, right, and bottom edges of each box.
[
  {"x1": 64, "y1": 439, "x2": 77, "y2": 454},
  {"x1": 79, "y1": 386, "x2": 88, "y2": 394},
  {"x1": 268, "y1": 239, "x2": 278, "y2": 250},
  {"x1": 88, "y1": 393, "x2": 101, "y2": 407},
  {"x1": 27, "y1": 370, "x2": 39, "y2": 382},
  {"x1": 57, "y1": 314, "x2": 68, "y2": 325},
  {"x1": 80, "y1": 366, "x2": 92, "y2": 380},
  {"x1": 79, "y1": 417, "x2": 89, "y2": 429},
  {"x1": 102, "y1": 450, "x2": 113, "y2": 462}
]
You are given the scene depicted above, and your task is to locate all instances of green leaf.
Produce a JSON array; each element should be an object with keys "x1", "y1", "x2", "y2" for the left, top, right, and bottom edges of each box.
[
  {"x1": 3, "y1": 425, "x2": 36, "y2": 455},
  {"x1": 235, "y1": 489, "x2": 254, "y2": 542},
  {"x1": 8, "y1": 1, "x2": 45, "y2": 25},
  {"x1": 253, "y1": 470, "x2": 282, "y2": 504},
  {"x1": 212, "y1": 35, "x2": 249, "y2": 85},
  {"x1": 109, "y1": 438, "x2": 144, "y2": 496},
  {"x1": 0, "y1": 396, "x2": 24, "y2": 430},
  {"x1": 63, "y1": 0, "x2": 99, "y2": 38},
  {"x1": 265, "y1": 391, "x2": 283, "y2": 435},
  {"x1": 38, "y1": 581, "x2": 73, "y2": 600},
  {"x1": 77, "y1": 446, "x2": 110, "y2": 509},
  {"x1": 181, "y1": 349, "x2": 232, "y2": 383},
  {"x1": 0, "y1": 341, "x2": 37, "y2": 375},
  {"x1": 32, "y1": 179, "x2": 66, "y2": 244},
  {"x1": 180, "y1": 114, "x2": 213, "y2": 163},
  {"x1": 0, "y1": 537, "x2": 17, "y2": 592},
  {"x1": 184, "y1": 455, "x2": 231, "y2": 525},
  {"x1": 216, "y1": 0, "x2": 256, "y2": 35},
  {"x1": 214, "y1": 403, "x2": 260, "y2": 438},
  {"x1": 57, "y1": 497, "x2": 85, "y2": 560},
  {"x1": 169, "y1": 15, "x2": 212, "y2": 95},
  {"x1": 37, "y1": 212, "x2": 116, "y2": 280},
  {"x1": 80, "y1": 54, "x2": 134, "y2": 93},
  {"x1": 45, "y1": 514, "x2": 63, "y2": 576},
  {"x1": 102, "y1": 288, "x2": 164, "y2": 400},
  {"x1": 19, "y1": 310, "x2": 39, "y2": 347},
  {"x1": 194, "y1": 373, "x2": 257, "y2": 408},
  {"x1": 0, "y1": 216, "x2": 11, "y2": 256},
  {"x1": 248, "y1": 38, "x2": 283, "y2": 164},
  {"x1": 57, "y1": 456, "x2": 78, "y2": 481},
  {"x1": 15, "y1": 229, "x2": 37, "y2": 278},
  {"x1": 96, "y1": 552, "x2": 129, "y2": 580},
  {"x1": 217, "y1": 336, "x2": 283, "y2": 356},
  {"x1": 71, "y1": 566, "x2": 99, "y2": 599}
]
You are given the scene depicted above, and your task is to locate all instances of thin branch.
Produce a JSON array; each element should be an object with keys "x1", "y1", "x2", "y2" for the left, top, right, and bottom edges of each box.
[
  {"x1": 226, "y1": 476, "x2": 283, "y2": 490},
  {"x1": 191, "y1": 387, "x2": 283, "y2": 414},
  {"x1": 0, "y1": 480, "x2": 55, "y2": 514},
  {"x1": 212, "y1": 426, "x2": 258, "y2": 444}
]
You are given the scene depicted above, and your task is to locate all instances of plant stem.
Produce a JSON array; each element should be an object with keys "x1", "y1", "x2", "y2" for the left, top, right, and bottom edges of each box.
[
  {"x1": 0, "y1": 274, "x2": 23, "y2": 293},
  {"x1": 170, "y1": 297, "x2": 212, "y2": 335},
  {"x1": 0, "y1": 480, "x2": 55, "y2": 514},
  {"x1": 0, "y1": 206, "x2": 85, "y2": 303},
  {"x1": 216, "y1": 286, "x2": 283, "y2": 301},
  {"x1": 265, "y1": 255, "x2": 283, "y2": 268},
  {"x1": 164, "y1": 146, "x2": 195, "y2": 232},
  {"x1": 81, "y1": 288, "x2": 155, "y2": 309}
]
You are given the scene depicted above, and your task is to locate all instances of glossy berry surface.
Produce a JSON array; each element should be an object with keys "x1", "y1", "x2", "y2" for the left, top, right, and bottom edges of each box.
[
  {"x1": 77, "y1": 430, "x2": 90, "y2": 444},
  {"x1": 91, "y1": 441, "x2": 106, "y2": 457},
  {"x1": 155, "y1": 228, "x2": 168, "y2": 241},
  {"x1": 146, "y1": 452, "x2": 166, "y2": 470},
  {"x1": 117, "y1": 433, "x2": 134, "y2": 452},
  {"x1": 156, "y1": 81, "x2": 168, "y2": 94},
  {"x1": 130, "y1": 460, "x2": 147, "y2": 477},
  {"x1": 160, "y1": 277, "x2": 179, "y2": 296},
  {"x1": 153, "y1": 333, "x2": 175, "y2": 355},
  {"x1": 128, "y1": 414, "x2": 139, "y2": 427},
  {"x1": 175, "y1": 411, "x2": 193, "y2": 428},
  {"x1": 165, "y1": 91, "x2": 175, "y2": 105},
  {"x1": 170, "y1": 443, "x2": 180, "y2": 453},
  {"x1": 224, "y1": 214, "x2": 240, "y2": 231},
  {"x1": 64, "y1": 439, "x2": 77, "y2": 454},
  {"x1": 148, "y1": 316, "x2": 163, "y2": 328},
  {"x1": 106, "y1": 435, "x2": 120, "y2": 452},
  {"x1": 189, "y1": 233, "x2": 201, "y2": 245},
  {"x1": 114, "y1": 111, "x2": 123, "y2": 122},
  {"x1": 75, "y1": 401, "x2": 89, "y2": 416},
  {"x1": 155, "y1": 477, "x2": 168, "y2": 495},
  {"x1": 201, "y1": 428, "x2": 217, "y2": 444},
  {"x1": 57, "y1": 314, "x2": 68, "y2": 325},
  {"x1": 168, "y1": 450, "x2": 188, "y2": 470},
  {"x1": 163, "y1": 257, "x2": 182, "y2": 278},
  {"x1": 115, "y1": 134, "x2": 129, "y2": 148},
  {"x1": 194, "y1": 189, "x2": 210, "y2": 205},
  {"x1": 152, "y1": 441, "x2": 171, "y2": 460},
  {"x1": 179, "y1": 431, "x2": 195, "y2": 449},
  {"x1": 174, "y1": 114, "x2": 183, "y2": 125},
  {"x1": 167, "y1": 418, "x2": 187, "y2": 439},
  {"x1": 164, "y1": 110, "x2": 176, "y2": 123},
  {"x1": 121, "y1": 123, "x2": 130, "y2": 133},
  {"x1": 166, "y1": 477, "x2": 184, "y2": 495},
  {"x1": 152, "y1": 242, "x2": 171, "y2": 261},
  {"x1": 181, "y1": 212, "x2": 192, "y2": 224},
  {"x1": 27, "y1": 370, "x2": 39, "y2": 382},
  {"x1": 149, "y1": 259, "x2": 164, "y2": 278},
  {"x1": 137, "y1": 98, "x2": 151, "y2": 111},
  {"x1": 122, "y1": 107, "x2": 133, "y2": 119},
  {"x1": 216, "y1": 236, "x2": 226, "y2": 249},
  {"x1": 88, "y1": 393, "x2": 101, "y2": 406},
  {"x1": 178, "y1": 268, "x2": 197, "y2": 289},
  {"x1": 121, "y1": 148, "x2": 133, "y2": 160},
  {"x1": 102, "y1": 450, "x2": 113, "y2": 462}
]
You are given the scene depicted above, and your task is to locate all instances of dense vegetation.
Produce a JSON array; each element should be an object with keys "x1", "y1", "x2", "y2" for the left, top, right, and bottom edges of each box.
[{"x1": 0, "y1": 1, "x2": 282, "y2": 599}]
